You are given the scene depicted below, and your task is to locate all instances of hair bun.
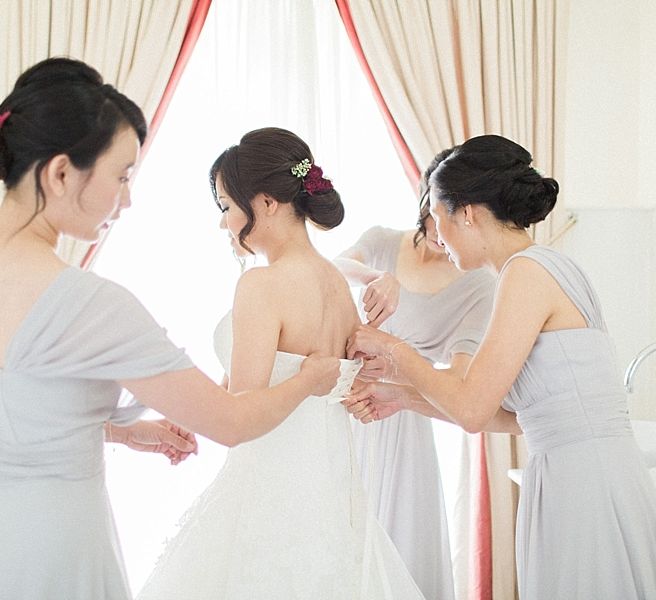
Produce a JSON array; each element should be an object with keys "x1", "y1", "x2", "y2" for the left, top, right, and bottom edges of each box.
[
  {"x1": 294, "y1": 187, "x2": 344, "y2": 230},
  {"x1": 431, "y1": 135, "x2": 559, "y2": 228},
  {"x1": 502, "y1": 172, "x2": 559, "y2": 227}
]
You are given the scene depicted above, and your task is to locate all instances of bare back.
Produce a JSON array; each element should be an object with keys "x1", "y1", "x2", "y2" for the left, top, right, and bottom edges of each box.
[
  {"x1": 228, "y1": 249, "x2": 359, "y2": 393},
  {"x1": 274, "y1": 253, "x2": 359, "y2": 358}
]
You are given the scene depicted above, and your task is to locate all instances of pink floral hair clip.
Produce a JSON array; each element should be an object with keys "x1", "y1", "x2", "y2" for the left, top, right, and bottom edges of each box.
[
  {"x1": 0, "y1": 110, "x2": 11, "y2": 129},
  {"x1": 291, "y1": 158, "x2": 334, "y2": 195}
]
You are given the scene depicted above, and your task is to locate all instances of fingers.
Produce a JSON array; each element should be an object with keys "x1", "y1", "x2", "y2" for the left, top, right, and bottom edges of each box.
[
  {"x1": 360, "y1": 408, "x2": 378, "y2": 424},
  {"x1": 346, "y1": 325, "x2": 374, "y2": 359},
  {"x1": 364, "y1": 297, "x2": 396, "y2": 328},
  {"x1": 345, "y1": 333, "x2": 359, "y2": 360},
  {"x1": 157, "y1": 426, "x2": 196, "y2": 453},
  {"x1": 344, "y1": 383, "x2": 373, "y2": 405},
  {"x1": 344, "y1": 397, "x2": 376, "y2": 421},
  {"x1": 172, "y1": 424, "x2": 199, "y2": 455},
  {"x1": 362, "y1": 284, "x2": 374, "y2": 306},
  {"x1": 367, "y1": 310, "x2": 388, "y2": 329}
]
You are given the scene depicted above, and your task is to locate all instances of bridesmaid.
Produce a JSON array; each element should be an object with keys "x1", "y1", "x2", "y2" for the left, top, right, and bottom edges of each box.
[
  {"x1": 334, "y1": 148, "x2": 497, "y2": 600},
  {"x1": 347, "y1": 134, "x2": 656, "y2": 598},
  {"x1": 0, "y1": 58, "x2": 339, "y2": 600}
]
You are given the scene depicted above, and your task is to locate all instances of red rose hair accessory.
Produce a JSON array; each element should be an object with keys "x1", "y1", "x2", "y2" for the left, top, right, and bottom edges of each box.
[
  {"x1": 0, "y1": 110, "x2": 11, "y2": 129},
  {"x1": 303, "y1": 164, "x2": 333, "y2": 195},
  {"x1": 290, "y1": 158, "x2": 334, "y2": 196}
]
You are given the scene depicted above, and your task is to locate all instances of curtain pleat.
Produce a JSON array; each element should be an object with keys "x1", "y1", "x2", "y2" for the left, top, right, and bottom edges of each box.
[
  {"x1": 335, "y1": 0, "x2": 420, "y2": 188},
  {"x1": 1, "y1": 0, "x2": 206, "y2": 267},
  {"x1": 81, "y1": 0, "x2": 213, "y2": 268},
  {"x1": 336, "y1": 2, "x2": 568, "y2": 598}
]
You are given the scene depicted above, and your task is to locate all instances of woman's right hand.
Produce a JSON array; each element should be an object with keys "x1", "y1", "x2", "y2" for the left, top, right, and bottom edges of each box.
[
  {"x1": 300, "y1": 353, "x2": 341, "y2": 396},
  {"x1": 362, "y1": 272, "x2": 400, "y2": 328},
  {"x1": 344, "y1": 379, "x2": 408, "y2": 422}
]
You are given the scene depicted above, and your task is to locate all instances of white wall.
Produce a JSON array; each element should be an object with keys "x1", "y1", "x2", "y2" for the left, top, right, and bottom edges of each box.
[{"x1": 560, "y1": 0, "x2": 656, "y2": 418}]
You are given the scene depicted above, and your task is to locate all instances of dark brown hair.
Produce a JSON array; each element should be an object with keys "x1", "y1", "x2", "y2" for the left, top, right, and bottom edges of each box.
[
  {"x1": 413, "y1": 146, "x2": 457, "y2": 248},
  {"x1": 430, "y1": 135, "x2": 558, "y2": 228},
  {"x1": 209, "y1": 127, "x2": 343, "y2": 253},
  {"x1": 0, "y1": 57, "x2": 147, "y2": 226}
]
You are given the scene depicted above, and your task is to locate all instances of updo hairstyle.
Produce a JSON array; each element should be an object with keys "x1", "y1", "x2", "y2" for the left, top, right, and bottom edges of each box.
[
  {"x1": 209, "y1": 127, "x2": 344, "y2": 253},
  {"x1": 429, "y1": 134, "x2": 558, "y2": 229},
  {"x1": 0, "y1": 57, "x2": 147, "y2": 223}
]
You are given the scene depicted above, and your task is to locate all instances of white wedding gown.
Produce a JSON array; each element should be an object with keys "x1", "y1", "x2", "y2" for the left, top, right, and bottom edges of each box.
[{"x1": 137, "y1": 312, "x2": 426, "y2": 600}]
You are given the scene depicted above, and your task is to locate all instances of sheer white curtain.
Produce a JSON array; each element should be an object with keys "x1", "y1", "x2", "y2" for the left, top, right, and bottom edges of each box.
[
  {"x1": 0, "y1": 0, "x2": 196, "y2": 265},
  {"x1": 96, "y1": 0, "x2": 417, "y2": 593}
]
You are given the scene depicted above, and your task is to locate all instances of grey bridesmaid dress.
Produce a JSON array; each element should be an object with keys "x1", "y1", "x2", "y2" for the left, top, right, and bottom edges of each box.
[
  {"x1": 350, "y1": 226, "x2": 495, "y2": 600},
  {"x1": 501, "y1": 245, "x2": 656, "y2": 599},
  {"x1": 0, "y1": 267, "x2": 192, "y2": 600}
]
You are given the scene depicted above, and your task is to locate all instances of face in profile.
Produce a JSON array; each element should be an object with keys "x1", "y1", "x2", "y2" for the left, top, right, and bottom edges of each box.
[
  {"x1": 65, "y1": 126, "x2": 140, "y2": 242},
  {"x1": 422, "y1": 214, "x2": 445, "y2": 254},
  {"x1": 215, "y1": 176, "x2": 251, "y2": 257},
  {"x1": 429, "y1": 191, "x2": 465, "y2": 269}
]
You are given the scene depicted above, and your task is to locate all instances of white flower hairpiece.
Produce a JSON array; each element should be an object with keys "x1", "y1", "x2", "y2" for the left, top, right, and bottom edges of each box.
[{"x1": 291, "y1": 158, "x2": 312, "y2": 178}]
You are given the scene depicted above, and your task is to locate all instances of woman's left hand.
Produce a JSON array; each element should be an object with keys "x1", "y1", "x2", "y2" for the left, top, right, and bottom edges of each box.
[
  {"x1": 343, "y1": 379, "x2": 407, "y2": 422},
  {"x1": 109, "y1": 420, "x2": 199, "y2": 465},
  {"x1": 342, "y1": 379, "x2": 378, "y2": 423},
  {"x1": 346, "y1": 324, "x2": 399, "y2": 361}
]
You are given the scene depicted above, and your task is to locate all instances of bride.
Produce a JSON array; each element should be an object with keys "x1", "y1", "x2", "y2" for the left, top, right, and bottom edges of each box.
[{"x1": 136, "y1": 128, "x2": 426, "y2": 599}]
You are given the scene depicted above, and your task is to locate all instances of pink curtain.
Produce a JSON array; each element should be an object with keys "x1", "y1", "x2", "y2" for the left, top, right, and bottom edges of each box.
[
  {"x1": 334, "y1": 0, "x2": 420, "y2": 189},
  {"x1": 81, "y1": 0, "x2": 213, "y2": 269},
  {"x1": 335, "y1": 1, "x2": 494, "y2": 597},
  {"x1": 469, "y1": 435, "x2": 492, "y2": 599}
]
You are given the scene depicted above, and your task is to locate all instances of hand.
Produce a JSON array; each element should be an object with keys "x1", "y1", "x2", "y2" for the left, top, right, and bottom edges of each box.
[
  {"x1": 343, "y1": 379, "x2": 407, "y2": 422},
  {"x1": 109, "y1": 420, "x2": 198, "y2": 465},
  {"x1": 357, "y1": 355, "x2": 393, "y2": 381},
  {"x1": 346, "y1": 324, "x2": 399, "y2": 361},
  {"x1": 362, "y1": 272, "x2": 400, "y2": 327},
  {"x1": 300, "y1": 353, "x2": 341, "y2": 396}
]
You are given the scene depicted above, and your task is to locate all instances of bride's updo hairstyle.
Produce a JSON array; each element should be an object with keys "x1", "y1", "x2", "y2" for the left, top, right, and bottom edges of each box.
[
  {"x1": 209, "y1": 127, "x2": 344, "y2": 253},
  {"x1": 0, "y1": 57, "x2": 147, "y2": 222},
  {"x1": 429, "y1": 134, "x2": 559, "y2": 229}
]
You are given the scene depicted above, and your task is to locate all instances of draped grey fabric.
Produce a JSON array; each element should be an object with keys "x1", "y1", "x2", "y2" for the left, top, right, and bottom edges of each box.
[
  {"x1": 1, "y1": 267, "x2": 191, "y2": 599},
  {"x1": 501, "y1": 245, "x2": 656, "y2": 598}
]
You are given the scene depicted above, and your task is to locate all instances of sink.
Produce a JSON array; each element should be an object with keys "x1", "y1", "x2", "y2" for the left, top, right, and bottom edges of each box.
[{"x1": 508, "y1": 420, "x2": 656, "y2": 486}]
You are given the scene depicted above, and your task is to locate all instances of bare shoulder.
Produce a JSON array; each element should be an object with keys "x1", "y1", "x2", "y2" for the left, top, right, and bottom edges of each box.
[
  {"x1": 233, "y1": 264, "x2": 297, "y2": 317},
  {"x1": 233, "y1": 265, "x2": 281, "y2": 298},
  {"x1": 494, "y1": 256, "x2": 559, "y2": 330},
  {"x1": 499, "y1": 255, "x2": 561, "y2": 296}
]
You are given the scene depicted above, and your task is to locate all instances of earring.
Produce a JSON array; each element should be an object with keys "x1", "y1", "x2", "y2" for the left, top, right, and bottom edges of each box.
[{"x1": 464, "y1": 220, "x2": 472, "y2": 226}]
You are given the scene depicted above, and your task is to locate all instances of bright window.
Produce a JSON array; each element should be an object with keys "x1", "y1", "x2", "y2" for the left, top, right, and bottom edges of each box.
[{"x1": 96, "y1": 1, "x2": 418, "y2": 592}]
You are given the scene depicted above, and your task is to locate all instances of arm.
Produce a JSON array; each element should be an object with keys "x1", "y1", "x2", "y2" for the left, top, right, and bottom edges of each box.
[
  {"x1": 334, "y1": 233, "x2": 400, "y2": 327},
  {"x1": 333, "y1": 256, "x2": 384, "y2": 288},
  {"x1": 347, "y1": 258, "x2": 554, "y2": 433},
  {"x1": 228, "y1": 267, "x2": 281, "y2": 393},
  {"x1": 120, "y1": 268, "x2": 340, "y2": 447},
  {"x1": 333, "y1": 241, "x2": 382, "y2": 287},
  {"x1": 120, "y1": 358, "x2": 337, "y2": 448},
  {"x1": 345, "y1": 353, "x2": 522, "y2": 434}
]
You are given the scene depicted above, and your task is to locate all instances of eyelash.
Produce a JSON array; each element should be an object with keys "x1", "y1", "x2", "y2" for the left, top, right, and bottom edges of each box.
[{"x1": 218, "y1": 205, "x2": 228, "y2": 213}]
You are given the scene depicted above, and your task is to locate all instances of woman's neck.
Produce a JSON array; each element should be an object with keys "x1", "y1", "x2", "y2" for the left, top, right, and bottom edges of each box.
[
  {"x1": 484, "y1": 228, "x2": 535, "y2": 274},
  {"x1": 0, "y1": 192, "x2": 59, "y2": 251},
  {"x1": 261, "y1": 222, "x2": 316, "y2": 264}
]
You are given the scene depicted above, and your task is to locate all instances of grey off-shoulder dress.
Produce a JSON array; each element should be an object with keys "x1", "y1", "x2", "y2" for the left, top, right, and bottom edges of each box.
[
  {"x1": 350, "y1": 226, "x2": 495, "y2": 600},
  {"x1": 0, "y1": 267, "x2": 192, "y2": 600},
  {"x1": 502, "y1": 245, "x2": 656, "y2": 599}
]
